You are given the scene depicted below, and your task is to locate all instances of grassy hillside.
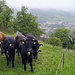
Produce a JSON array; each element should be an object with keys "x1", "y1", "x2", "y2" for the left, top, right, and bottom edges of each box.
[{"x1": 0, "y1": 33, "x2": 75, "y2": 75}]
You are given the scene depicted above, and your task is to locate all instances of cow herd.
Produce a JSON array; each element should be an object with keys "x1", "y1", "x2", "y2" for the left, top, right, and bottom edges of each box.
[{"x1": 0, "y1": 32, "x2": 43, "y2": 72}]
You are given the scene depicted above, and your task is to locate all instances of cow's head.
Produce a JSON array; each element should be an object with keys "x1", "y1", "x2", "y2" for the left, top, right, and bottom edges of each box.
[
  {"x1": 19, "y1": 38, "x2": 34, "y2": 56},
  {"x1": 1, "y1": 37, "x2": 15, "y2": 54},
  {"x1": 32, "y1": 39, "x2": 43, "y2": 59},
  {"x1": 25, "y1": 38, "x2": 35, "y2": 56}
]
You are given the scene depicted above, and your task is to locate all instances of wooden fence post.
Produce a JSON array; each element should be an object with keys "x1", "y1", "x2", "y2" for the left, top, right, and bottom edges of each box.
[{"x1": 62, "y1": 52, "x2": 64, "y2": 67}]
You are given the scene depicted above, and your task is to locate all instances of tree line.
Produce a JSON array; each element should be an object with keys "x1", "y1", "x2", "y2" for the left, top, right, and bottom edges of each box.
[{"x1": 0, "y1": 0, "x2": 43, "y2": 38}]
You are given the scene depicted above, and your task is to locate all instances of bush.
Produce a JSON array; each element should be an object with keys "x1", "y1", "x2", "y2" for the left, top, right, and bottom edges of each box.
[
  {"x1": 45, "y1": 37, "x2": 62, "y2": 47},
  {"x1": 72, "y1": 44, "x2": 75, "y2": 50}
]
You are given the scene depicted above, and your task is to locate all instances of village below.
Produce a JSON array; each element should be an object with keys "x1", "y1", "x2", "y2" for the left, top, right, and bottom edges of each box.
[{"x1": 39, "y1": 21, "x2": 75, "y2": 38}]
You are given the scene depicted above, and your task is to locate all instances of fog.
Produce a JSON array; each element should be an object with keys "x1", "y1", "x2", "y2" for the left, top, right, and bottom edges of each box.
[{"x1": 4, "y1": 0, "x2": 75, "y2": 11}]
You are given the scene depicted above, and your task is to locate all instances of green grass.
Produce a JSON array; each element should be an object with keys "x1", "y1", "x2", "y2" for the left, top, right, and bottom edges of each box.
[
  {"x1": 61, "y1": 50, "x2": 75, "y2": 75},
  {"x1": 0, "y1": 33, "x2": 75, "y2": 75},
  {"x1": 0, "y1": 41, "x2": 62, "y2": 75}
]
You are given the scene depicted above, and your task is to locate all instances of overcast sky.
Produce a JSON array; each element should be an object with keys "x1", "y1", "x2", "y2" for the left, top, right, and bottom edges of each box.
[{"x1": 4, "y1": 0, "x2": 75, "y2": 11}]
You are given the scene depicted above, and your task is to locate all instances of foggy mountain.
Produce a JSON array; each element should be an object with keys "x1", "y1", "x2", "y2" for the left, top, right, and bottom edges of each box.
[
  {"x1": 29, "y1": 9, "x2": 75, "y2": 23},
  {"x1": 12, "y1": 7, "x2": 75, "y2": 23}
]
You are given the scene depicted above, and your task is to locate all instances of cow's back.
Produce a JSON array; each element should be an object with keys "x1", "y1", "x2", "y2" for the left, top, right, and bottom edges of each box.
[
  {"x1": 4, "y1": 35, "x2": 14, "y2": 43},
  {"x1": 22, "y1": 33, "x2": 36, "y2": 40}
]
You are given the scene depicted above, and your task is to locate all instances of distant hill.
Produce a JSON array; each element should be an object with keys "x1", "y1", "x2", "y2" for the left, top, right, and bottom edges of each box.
[
  {"x1": 12, "y1": 7, "x2": 75, "y2": 23},
  {"x1": 29, "y1": 9, "x2": 75, "y2": 23}
]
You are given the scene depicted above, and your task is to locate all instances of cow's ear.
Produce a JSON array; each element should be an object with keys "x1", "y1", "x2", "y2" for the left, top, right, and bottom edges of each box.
[{"x1": 39, "y1": 44, "x2": 43, "y2": 46}]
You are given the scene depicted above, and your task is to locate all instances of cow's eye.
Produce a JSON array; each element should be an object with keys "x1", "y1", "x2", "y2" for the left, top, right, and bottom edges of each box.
[
  {"x1": 34, "y1": 42, "x2": 36, "y2": 44},
  {"x1": 22, "y1": 41, "x2": 24, "y2": 44},
  {"x1": 9, "y1": 44, "x2": 12, "y2": 46}
]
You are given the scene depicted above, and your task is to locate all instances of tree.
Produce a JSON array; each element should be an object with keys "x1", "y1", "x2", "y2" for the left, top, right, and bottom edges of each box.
[
  {"x1": 0, "y1": 0, "x2": 14, "y2": 28},
  {"x1": 0, "y1": 0, "x2": 6, "y2": 13},
  {"x1": 14, "y1": 6, "x2": 43, "y2": 38},
  {"x1": 68, "y1": 31, "x2": 75, "y2": 49},
  {"x1": 51, "y1": 28, "x2": 70, "y2": 48}
]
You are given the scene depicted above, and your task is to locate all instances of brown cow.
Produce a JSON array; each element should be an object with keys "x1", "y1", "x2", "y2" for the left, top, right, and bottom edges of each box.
[
  {"x1": 0, "y1": 32, "x2": 5, "y2": 49},
  {"x1": 0, "y1": 32, "x2": 5, "y2": 42}
]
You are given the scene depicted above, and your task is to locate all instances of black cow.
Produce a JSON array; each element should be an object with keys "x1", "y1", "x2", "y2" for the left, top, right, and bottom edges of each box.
[
  {"x1": 15, "y1": 34, "x2": 26, "y2": 56},
  {"x1": 15, "y1": 34, "x2": 34, "y2": 72},
  {"x1": 1, "y1": 35, "x2": 15, "y2": 68},
  {"x1": 33, "y1": 40, "x2": 43, "y2": 59},
  {"x1": 22, "y1": 33, "x2": 43, "y2": 59}
]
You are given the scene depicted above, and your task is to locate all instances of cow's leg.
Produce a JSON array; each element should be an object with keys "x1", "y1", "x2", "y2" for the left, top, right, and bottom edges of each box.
[
  {"x1": 12, "y1": 56, "x2": 14, "y2": 68},
  {"x1": 22, "y1": 55, "x2": 24, "y2": 65},
  {"x1": 30, "y1": 59, "x2": 33, "y2": 72},
  {"x1": 5, "y1": 54, "x2": 9, "y2": 67},
  {"x1": 17, "y1": 48, "x2": 20, "y2": 56},
  {"x1": 24, "y1": 63, "x2": 26, "y2": 71},
  {"x1": 20, "y1": 54, "x2": 24, "y2": 65},
  {"x1": 17, "y1": 47, "x2": 20, "y2": 56},
  {"x1": 23, "y1": 57, "x2": 26, "y2": 71},
  {"x1": 16, "y1": 45, "x2": 20, "y2": 56},
  {"x1": 6, "y1": 56, "x2": 9, "y2": 66}
]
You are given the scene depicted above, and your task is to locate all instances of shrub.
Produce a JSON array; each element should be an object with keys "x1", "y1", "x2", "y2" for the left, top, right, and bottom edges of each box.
[
  {"x1": 72, "y1": 44, "x2": 75, "y2": 50},
  {"x1": 45, "y1": 37, "x2": 62, "y2": 47}
]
